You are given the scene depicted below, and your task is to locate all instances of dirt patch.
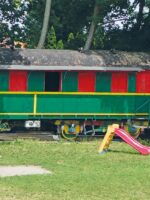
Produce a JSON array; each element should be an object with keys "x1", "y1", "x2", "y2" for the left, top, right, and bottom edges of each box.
[{"x1": 0, "y1": 165, "x2": 52, "y2": 177}]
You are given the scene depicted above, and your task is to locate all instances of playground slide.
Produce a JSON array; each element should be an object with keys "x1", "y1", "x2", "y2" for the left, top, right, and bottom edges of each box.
[{"x1": 115, "y1": 128, "x2": 150, "y2": 155}]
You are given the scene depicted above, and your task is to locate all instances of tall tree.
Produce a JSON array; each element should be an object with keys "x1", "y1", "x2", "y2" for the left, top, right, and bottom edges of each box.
[
  {"x1": 84, "y1": 2, "x2": 100, "y2": 50},
  {"x1": 134, "y1": 0, "x2": 145, "y2": 31},
  {"x1": 37, "y1": 0, "x2": 52, "y2": 48}
]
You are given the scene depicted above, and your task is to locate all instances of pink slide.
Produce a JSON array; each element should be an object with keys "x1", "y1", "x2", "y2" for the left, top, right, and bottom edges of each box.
[{"x1": 114, "y1": 128, "x2": 150, "y2": 155}]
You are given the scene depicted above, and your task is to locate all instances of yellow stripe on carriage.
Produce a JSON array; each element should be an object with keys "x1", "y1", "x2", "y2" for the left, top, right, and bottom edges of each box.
[
  {"x1": 32, "y1": 113, "x2": 150, "y2": 116},
  {"x1": 0, "y1": 113, "x2": 148, "y2": 116},
  {"x1": 33, "y1": 93, "x2": 37, "y2": 114},
  {"x1": 0, "y1": 91, "x2": 150, "y2": 96}
]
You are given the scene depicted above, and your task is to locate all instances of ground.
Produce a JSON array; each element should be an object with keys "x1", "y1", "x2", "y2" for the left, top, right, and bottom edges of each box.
[
  {"x1": 0, "y1": 139, "x2": 150, "y2": 200},
  {"x1": 0, "y1": 166, "x2": 51, "y2": 177}
]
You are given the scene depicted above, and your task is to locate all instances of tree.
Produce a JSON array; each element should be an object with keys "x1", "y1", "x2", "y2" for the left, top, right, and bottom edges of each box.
[
  {"x1": 1, "y1": 0, "x2": 150, "y2": 51},
  {"x1": 37, "y1": 0, "x2": 52, "y2": 48},
  {"x1": 46, "y1": 26, "x2": 57, "y2": 49},
  {"x1": 57, "y1": 40, "x2": 64, "y2": 49},
  {"x1": 22, "y1": 0, "x2": 94, "y2": 48},
  {"x1": 66, "y1": 32, "x2": 75, "y2": 49},
  {"x1": 84, "y1": 2, "x2": 100, "y2": 50},
  {"x1": 0, "y1": 0, "x2": 28, "y2": 41},
  {"x1": 135, "y1": 0, "x2": 145, "y2": 31}
]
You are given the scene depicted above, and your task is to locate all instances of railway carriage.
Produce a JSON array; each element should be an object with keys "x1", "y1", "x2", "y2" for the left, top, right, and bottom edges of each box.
[{"x1": 0, "y1": 48, "x2": 150, "y2": 139}]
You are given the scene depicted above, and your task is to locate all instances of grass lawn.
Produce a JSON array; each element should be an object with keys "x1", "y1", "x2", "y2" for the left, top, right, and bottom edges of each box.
[{"x1": 0, "y1": 139, "x2": 150, "y2": 200}]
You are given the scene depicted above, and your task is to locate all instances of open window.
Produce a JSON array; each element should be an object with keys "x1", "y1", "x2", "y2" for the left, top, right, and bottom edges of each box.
[{"x1": 45, "y1": 72, "x2": 60, "y2": 91}]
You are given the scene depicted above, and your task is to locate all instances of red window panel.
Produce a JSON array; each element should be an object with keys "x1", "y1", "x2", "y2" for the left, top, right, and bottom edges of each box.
[
  {"x1": 111, "y1": 72, "x2": 128, "y2": 92},
  {"x1": 78, "y1": 72, "x2": 96, "y2": 92},
  {"x1": 9, "y1": 70, "x2": 27, "y2": 91},
  {"x1": 136, "y1": 71, "x2": 150, "y2": 92}
]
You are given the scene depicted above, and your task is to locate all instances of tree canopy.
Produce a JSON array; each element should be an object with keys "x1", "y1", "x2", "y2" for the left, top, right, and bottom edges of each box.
[{"x1": 0, "y1": 0, "x2": 150, "y2": 51}]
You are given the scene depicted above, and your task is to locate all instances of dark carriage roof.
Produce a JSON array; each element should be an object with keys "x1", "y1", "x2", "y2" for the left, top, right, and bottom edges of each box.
[{"x1": 0, "y1": 48, "x2": 150, "y2": 71}]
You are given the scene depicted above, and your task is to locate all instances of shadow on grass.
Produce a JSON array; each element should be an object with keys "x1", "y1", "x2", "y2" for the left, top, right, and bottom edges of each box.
[{"x1": 108, "y1": 149, "x2": 139, "y2": 155}]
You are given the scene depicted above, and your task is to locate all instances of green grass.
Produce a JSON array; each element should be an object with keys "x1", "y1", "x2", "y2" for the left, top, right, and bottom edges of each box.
[{"x1": 0, "y1": 139, "x2": 150, "y2": 200}]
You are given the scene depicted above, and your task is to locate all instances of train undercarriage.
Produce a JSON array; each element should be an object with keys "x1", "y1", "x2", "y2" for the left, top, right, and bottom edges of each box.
[{"x1": 0, "y1": 118, "x2": 149, "y2": 140}]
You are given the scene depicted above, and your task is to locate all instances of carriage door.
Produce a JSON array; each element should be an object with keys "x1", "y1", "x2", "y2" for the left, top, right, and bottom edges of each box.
[{"x1": 45, "y1": 72, "x2": 60, "y2": 91}]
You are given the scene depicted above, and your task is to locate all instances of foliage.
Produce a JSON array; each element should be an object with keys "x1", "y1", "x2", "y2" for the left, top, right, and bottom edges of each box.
[
  {"x1": 0, "y1": 0, "x2": 28, "y2": 41},
  {"x1": 57, "y1": 40, "x2": 64, "y2": 49},
  {"x1": 23, "y1": 0, "x2": 45, "y2": 48},
  {"x1": 0, "y1": 0, "x2": 150, "y2": 51},
  {"x1": 46, "y1": 26, "x2": 57, "y2": 49},
  {"x1": 45, "y1": 26, "x2": 64, "y2": 49},
  {"x1": 139, "y1": 139, "x2": 150, "y2": 146},
  {"x1": 66, "y1": 32, "x2": 75, "y2": 49}
]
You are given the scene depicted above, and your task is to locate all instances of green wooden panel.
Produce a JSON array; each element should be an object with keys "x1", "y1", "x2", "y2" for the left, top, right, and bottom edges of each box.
[
  {"x1": 0, "y1": 94, "x2": 33, "y2": 113},
  {"x1": 0, "y1": 71, "x2": 9, "y2": 91},
  {"x1": 62, "y1": 72, "x2": 78, "y2": 91},
  {"x1": 128, "y1": 73, "x2": 136, "y2": 92},
  {"x1": 0, "y1": 93, "x2": 148, "y2": 120},
  {"x1": 37, "y1": 94, "x2": 150, "y2": 115},
  {"x1": 96, "y1": 72, "x2": 111, "y2": 92},
  {"x1": 28, "y1": 71, "x2": 45, "y2": 91}
]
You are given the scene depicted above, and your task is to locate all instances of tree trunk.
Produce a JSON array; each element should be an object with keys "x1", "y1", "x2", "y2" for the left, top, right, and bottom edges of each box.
[
  {"x1": 136, "y1": 0, "x2": 145, "y2": 31},
  {"x1": 37, "y1": 0, "x2": 52, "y2": 49},
  {"x1": 84, "y1": 3, "x2": 100, "y2": 51}
]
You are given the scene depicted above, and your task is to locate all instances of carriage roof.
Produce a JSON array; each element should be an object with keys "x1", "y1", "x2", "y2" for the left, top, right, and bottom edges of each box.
[{"x1": 0, "y1": 48, "x2": 150, "y2": 71}]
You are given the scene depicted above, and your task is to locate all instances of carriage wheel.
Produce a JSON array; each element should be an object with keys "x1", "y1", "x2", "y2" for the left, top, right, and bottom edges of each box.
[
  {"x1": 124, "y1": 125, "x2": 141, "y2": 138},
  {"x1": 61, "y1": 124, "x2": 80, "y2": 140}
]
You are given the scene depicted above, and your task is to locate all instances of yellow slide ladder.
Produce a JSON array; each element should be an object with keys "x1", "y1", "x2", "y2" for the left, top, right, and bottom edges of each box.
[{"x1": 98, "y1": 124, "x2": 119, "y2": 154}]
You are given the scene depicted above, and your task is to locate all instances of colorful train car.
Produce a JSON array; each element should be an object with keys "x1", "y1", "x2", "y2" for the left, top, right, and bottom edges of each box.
[{"x1": 0, "y1": 48, "x2": 150, "y2": 138}]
